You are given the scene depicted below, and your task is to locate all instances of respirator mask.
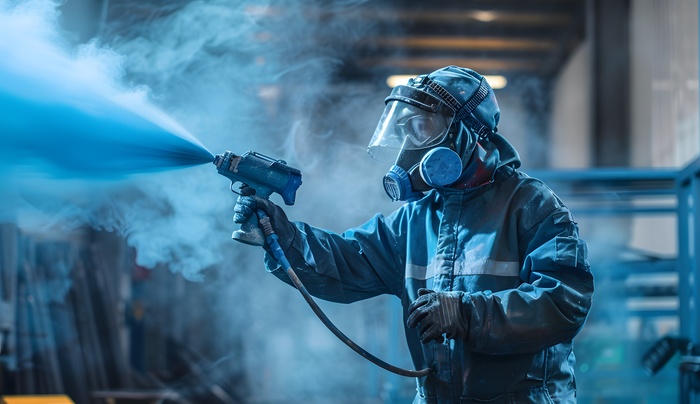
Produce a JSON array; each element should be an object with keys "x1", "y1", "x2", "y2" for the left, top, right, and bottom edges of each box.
[{"x1": 368, "y1": 81, "x2": 464, "y2": 202}]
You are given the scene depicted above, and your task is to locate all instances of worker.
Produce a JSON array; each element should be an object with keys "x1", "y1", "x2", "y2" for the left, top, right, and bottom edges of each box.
[{"x1": 234, "y1": 65, "x2": 594, "y2": 403}]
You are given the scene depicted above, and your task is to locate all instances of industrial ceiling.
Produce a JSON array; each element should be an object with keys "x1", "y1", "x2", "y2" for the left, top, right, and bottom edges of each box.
[
  {"x1": 97, "y1": 0, "x2": 588, "y2": 86},
  {"x1": 341, "y1": 0, "x2": 587, "y2": 82}
]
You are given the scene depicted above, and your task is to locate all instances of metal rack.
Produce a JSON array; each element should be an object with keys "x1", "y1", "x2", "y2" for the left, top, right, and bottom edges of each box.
[{"x1": 530, "y1": 164, "x2": 697, "y2": 403}]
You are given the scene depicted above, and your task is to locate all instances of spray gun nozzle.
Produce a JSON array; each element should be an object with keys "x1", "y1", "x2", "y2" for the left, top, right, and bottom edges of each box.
[{"x1": 213, "y1": 151, "x2": 236, "y2": 171}]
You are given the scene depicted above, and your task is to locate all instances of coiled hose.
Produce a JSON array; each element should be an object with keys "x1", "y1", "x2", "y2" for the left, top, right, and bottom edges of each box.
[{"x1": 256, "y1": 209, "x2": 432, "y2": 378}]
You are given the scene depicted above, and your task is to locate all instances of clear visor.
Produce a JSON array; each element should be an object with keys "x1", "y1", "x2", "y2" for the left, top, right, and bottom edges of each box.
[{"x1": 367, "y1": 101, "x2": 454, "y2": 162}]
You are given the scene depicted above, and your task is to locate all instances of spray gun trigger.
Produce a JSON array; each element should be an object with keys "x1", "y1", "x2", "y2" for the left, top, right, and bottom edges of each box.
[
  {"x1": 230, "y1": 183, "x2": 239, "y2": 195},
  {"x1": 239, "y1": 184, "x2": 256, "y2": 196},
  {"x1": 230, "y1": 183, "x2": 257, "y2": 196}
]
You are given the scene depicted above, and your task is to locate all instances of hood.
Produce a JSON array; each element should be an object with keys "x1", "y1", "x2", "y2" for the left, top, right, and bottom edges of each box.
[{"x1": 490, "y1": 132, "x2": 521, "y2": 170}]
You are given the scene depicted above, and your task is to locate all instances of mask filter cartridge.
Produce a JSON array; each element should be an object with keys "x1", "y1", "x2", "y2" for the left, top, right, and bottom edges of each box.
[
  {"x1": 419, "y1": 147, "x2": 462, "y2": 187},
  {"x1": 383, "y1": 165, "x2": 424, "y2": 202}
]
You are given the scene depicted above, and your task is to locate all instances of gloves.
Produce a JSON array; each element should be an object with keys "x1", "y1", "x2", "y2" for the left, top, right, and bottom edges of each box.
[
  {"x1": 233, "y1": 186, "x2": 296, "y2": 253},
  {"x1": 406, "y1": 288, "x2": 470, "y2": 344}
]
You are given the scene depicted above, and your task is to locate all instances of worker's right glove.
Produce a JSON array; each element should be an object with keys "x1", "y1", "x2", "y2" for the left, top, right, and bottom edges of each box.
[{"x1": 233, "y1": 186, "x2": 297, "y2": 253}]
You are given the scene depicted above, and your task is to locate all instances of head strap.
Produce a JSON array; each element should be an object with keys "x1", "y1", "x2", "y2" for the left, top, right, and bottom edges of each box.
[
  {"x1": 459, "y1": 80, "x2": 489, "y2": 120},
  {"x1": 409, "y1": 74, "x2": 495, "y2": 140}
]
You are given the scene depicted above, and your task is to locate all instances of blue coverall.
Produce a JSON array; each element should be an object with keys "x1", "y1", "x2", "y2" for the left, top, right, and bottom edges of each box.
[{"x1": 263, "y1": 135, "x2": 594, "y2": 403}]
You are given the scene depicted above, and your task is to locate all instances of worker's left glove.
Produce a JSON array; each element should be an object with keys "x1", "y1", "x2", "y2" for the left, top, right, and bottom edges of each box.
[
  {"x1": 406, "y1": 288, "x2": 470, "y2": 344},
  {"x1": 233, "y1": 186, "x2": 296, "y2": 253}
]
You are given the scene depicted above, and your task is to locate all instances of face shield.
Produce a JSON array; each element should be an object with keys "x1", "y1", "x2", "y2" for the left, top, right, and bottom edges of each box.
[{"x1": 367, "y1": 85, "x2": 455, "y2": 163}]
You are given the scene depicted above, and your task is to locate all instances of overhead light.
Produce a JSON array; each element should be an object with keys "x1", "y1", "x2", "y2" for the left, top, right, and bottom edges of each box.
[
  {"x1": 483, "y1": 75, "x2": 507, "y2": 89},
  {"x1": 471, "y1": 11, "x2": 498, "y2": 23},
  {"x1": 385, "y1": 75, "x2": 417, "y2": 88},
  {"x1": 386, "y1": 74, "x2": 508, "y2": 90}
]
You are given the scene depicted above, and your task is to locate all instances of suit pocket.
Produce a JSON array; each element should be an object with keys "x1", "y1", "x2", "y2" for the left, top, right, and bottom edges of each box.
[{"x1": 555, "y1": 236, "x2": 587, "y2": 269}]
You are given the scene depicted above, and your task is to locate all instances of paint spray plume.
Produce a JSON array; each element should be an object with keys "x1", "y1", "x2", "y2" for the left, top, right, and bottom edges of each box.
[
  {"x1": 0, "y1": 1, "x2": 224, "y2": 281},
  {"x1": 0, "y1": 1, "x2": 213, "y2": 179}
]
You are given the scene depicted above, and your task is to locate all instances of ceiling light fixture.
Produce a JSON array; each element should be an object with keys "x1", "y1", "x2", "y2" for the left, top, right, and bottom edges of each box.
[{"x1": 471, "y1": 11, "x2": 498, "y2": 23}]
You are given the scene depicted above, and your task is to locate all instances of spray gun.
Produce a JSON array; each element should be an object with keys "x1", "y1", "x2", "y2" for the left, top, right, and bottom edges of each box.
[
  {"x1": 214, "y1": 150, "x2": 302, "y2": 246},
  {"x1": 215, "y1": 150, "x2": 431, "y2": 378}
]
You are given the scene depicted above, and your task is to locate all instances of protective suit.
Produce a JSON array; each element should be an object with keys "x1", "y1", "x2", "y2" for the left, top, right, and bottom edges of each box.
[{"x1": 236, "y1": 66, "x2": 594, "y2": 403}]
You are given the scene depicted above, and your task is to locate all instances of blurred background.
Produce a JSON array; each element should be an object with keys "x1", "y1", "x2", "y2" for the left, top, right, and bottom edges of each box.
[{"x1": 0, "y1": 0, "x2": 698, "y2": 403}]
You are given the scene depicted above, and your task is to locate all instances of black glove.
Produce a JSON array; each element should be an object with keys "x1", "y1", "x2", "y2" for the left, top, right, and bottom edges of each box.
[
  {"x1": 406, "y1": 288, "x2": 470, "y2": 344},
  {"x1": 233, "y1": 187, "x2": 296, "y2": 253}
]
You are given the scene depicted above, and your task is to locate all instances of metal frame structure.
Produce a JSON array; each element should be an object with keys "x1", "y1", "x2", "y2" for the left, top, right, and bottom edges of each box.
[
  {"x1": 678, "y1": 158, "x2": 700, "y2": 346},
  {"x1": 676, "y1": 158, "x2": 700, "y2": 404},
  {"x1": 530, "y1": 161, "x2": 700, "y2": 403}
]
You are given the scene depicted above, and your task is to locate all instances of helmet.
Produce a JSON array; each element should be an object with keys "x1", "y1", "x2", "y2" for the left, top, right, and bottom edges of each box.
[{"x1": 368, "y1": 66, "x2": 501, "y2": 201}]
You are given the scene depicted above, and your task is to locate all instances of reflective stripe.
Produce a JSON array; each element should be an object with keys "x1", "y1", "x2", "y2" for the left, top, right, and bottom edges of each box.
[
  {"x1": 455, "y1": 257, "x2": 520, "y2": 277},
  {"x1": 406, "y1": 257, "x2": 520, "y2": 280},
  {"x1": 405, "y1": 260, "x2": 444, "y2": 280}
]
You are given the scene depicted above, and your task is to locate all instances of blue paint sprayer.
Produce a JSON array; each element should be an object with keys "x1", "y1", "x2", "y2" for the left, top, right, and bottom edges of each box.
[
  {"x1": 214, "y1": 151, "x2": 302, "y2": 246},
  {"x1": 214, "y1": 150, "x2": 431, "y2": 378}
]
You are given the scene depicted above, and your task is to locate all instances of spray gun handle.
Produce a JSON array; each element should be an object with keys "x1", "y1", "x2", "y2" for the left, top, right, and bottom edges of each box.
[
  {"x1": 232, "y1": 214, "x2": 266, "y2": 246},
  {"x1": 215, "y1": 150, "x2": 300, "y2": 246},
  {"x1": 231, "y1": 184, "x2": 271, "y2": 246}
]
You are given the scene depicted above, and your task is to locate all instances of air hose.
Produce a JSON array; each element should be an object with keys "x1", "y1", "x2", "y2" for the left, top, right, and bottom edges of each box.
[{"x1": 256, "y1": 209, "x2": 432, "y2": 378}]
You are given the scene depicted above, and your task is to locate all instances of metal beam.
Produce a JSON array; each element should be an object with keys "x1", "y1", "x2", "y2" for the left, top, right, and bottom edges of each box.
[
  {"x1": 357, "y1": 57, "x2": 541, "y2": 73},
  {"x1": 368, "y1": 36, "x2": 557, "y2": 52},
  {"x1": 590, "y1": 0, "x2": 631, "y2": 167},
  {"x1": 357, "y1": 9, "x2": 574, "y2": 26}
]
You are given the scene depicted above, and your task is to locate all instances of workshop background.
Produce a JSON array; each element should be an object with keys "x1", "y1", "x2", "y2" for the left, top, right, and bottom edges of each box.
[{"x1": 0, "y1": 0, "x2": 698, "y2": 403}]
